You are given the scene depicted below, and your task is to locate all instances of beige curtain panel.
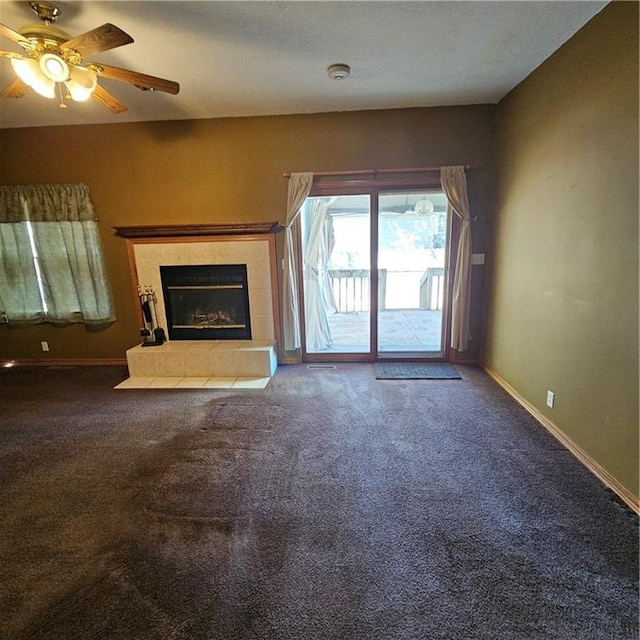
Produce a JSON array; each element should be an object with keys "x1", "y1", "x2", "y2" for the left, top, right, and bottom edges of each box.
[
  {"x1": 281, "y1": 172, "x2": 313, "y2": 351},
  {"x1": 0, "y1": 183, "x2": 97, "y2": 223},
  {"x1": 441, "y1": 166, "x2": 472, "y2": 352}
]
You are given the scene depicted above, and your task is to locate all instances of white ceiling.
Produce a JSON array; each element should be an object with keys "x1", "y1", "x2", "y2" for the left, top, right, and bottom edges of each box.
[{"x1": 0, "y1": 0, "x2": 608, "y2": 129}]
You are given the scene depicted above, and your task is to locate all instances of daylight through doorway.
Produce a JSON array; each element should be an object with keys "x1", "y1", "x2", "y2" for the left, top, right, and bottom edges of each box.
[{"x1": 301, "y1": 189, "x2": 449, "y2": 359}]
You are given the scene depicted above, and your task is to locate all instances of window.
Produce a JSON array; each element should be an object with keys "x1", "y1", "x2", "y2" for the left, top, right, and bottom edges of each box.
[{"x1": 0, "y1": 183, "x2": 115, "y2": 325}]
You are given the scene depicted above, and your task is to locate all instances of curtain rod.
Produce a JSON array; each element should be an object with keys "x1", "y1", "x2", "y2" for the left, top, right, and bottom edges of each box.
[{"x1": 282, "y1": 165, "x2": 471, "y2": 178}]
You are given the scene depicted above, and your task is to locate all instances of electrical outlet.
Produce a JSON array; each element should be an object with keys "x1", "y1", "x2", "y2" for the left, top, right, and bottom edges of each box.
[
  {"x1": 546, "y1": 390, "x2": 555, "y2": 408},
  {"x1": 41, "y1": 341, "x2": 49, "y2": 352}
]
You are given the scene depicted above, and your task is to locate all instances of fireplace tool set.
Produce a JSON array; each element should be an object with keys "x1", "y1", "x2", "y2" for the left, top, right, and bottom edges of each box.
[{"x1": 138, "y1": 286, "x2": 166, "y2": 347}]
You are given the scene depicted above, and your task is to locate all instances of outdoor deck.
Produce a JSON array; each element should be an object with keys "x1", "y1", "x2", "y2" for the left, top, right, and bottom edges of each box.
[{"x1": 319, "y1": 308, "x2": 443, "y2": 354}]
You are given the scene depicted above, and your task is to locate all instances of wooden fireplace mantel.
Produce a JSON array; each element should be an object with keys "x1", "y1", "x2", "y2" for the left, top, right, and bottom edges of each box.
[{"x1": 113, "y1": 222, "x2": 281, "y2": 239}]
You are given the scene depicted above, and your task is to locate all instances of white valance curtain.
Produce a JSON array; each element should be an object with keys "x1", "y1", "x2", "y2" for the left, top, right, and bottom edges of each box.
[
  {"x1": 282, "y1": 172, "x2": 313, "y2": 350},
  {"x1": 0, "y1": 183, "x2": 115, "y2": 325},
  {"x1": 441, "y1": 166, "x2": 472, "y2": 351}
]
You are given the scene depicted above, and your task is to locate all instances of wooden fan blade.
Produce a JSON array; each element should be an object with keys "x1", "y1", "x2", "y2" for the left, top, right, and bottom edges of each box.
[
  {"x1": 92, "y1": 83, "x2": 128, "y2": 114},
  {"x1": 0, "y1": 77, "x2": 29, "y2": 98},
  {"x1": 0, "y1": 23, "x2": 32, "y2": 50},
  {"x1": 0, "y1": 50, "x2": 27, "y2": 60},
  {"x1": 91, "y1": 63, "x2": 180, "y2": 95},
  {"x1": 61, "y1": 23, "x2": 133, "y2": 58}
]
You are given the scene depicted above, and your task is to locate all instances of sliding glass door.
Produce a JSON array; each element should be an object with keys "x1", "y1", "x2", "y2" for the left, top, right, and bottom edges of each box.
[
  {"x1": 301, "y1": 195, "x2": 371, "y2": 354},
  {"x1": 377, "y1": 191, "x2": 449, "y2": 357},
  {"x1": 300, "y1": 188, "x2": 450, "y2": 360}
]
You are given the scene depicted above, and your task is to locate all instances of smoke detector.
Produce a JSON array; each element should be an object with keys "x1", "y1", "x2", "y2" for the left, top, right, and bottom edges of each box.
[{"x1": 327, "y1": 64, "x2": 350, "y2": 80}]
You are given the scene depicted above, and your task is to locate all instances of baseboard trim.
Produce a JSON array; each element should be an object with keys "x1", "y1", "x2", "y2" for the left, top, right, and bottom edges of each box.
[
  {"x1": 3, "y1": 358, "x2": 128, "y2": 367},
  {"x1": 482, "y1": 365, "x2": 640, "y2": 515}
]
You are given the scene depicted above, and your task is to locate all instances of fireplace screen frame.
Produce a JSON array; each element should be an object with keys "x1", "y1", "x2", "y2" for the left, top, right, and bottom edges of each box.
[{"x1": 160, "y1": 264, "x2": 252, "y2": 341}]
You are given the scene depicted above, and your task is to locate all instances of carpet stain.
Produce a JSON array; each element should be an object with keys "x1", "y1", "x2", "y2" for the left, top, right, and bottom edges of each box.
[{"x1": 0, "y1": 364, "x2": 637, "y2": 640}]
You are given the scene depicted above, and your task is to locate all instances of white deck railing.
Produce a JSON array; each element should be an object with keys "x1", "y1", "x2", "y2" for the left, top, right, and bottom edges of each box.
[{"x1": 328, "y1": 268, "x2": 444, "y2": 313}]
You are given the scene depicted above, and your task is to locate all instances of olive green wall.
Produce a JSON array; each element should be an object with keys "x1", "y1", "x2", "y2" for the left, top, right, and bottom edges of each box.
[
  {"x1": 0, "y1": 105, "x2": 495, "y2": 362},
  {"x1": 483, "y1": 2, "x2": 639, "y2": 497}
]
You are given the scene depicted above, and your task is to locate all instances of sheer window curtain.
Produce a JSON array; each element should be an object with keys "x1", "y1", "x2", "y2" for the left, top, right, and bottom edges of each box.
[
  {"x1": 441, "y1": 166, "x2": 472, "y2": 352},
  {"x1": 0, "y1": 221, "x2": 41, "y2": 323},
  {"x1": 282, "y1": 172, "x2": 313, "y2": 351},
  {"x1": 303, "y1": 198, "x2": 337, "y2": 351},
  {"x1": 0, "y1": 183, "x2": 115, "y2": 325}
]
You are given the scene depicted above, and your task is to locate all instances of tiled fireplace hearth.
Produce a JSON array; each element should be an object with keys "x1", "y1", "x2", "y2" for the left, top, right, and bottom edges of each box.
[{"x1": 114, "y1": 223, "x2": 280, "y2": 389}]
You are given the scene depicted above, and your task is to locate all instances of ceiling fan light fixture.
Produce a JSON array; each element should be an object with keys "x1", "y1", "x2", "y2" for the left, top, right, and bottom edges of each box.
[
  {"x1": 415, "y1": 199, "x2": 435, "y2": 215},
  {"x1": 39, "y1": 52, "x2": 69, "y2": 82},
  {"x1": 11, "y1": 57, "x2": 55, "y2": 98},
  {"x1": 64, "y1": 65, "x2": 97, "y2": 102},
  {"x1": 11, "y1": 57, "x2": 39, "y2": 85},
  {"x1": 1, "y1": 1, "x2": 179, "y2": 113}
]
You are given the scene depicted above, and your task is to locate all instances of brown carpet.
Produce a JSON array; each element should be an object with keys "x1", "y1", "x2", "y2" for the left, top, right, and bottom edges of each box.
[{"x1": 0, "y1": 363, "x2": 637, "y2": 639}]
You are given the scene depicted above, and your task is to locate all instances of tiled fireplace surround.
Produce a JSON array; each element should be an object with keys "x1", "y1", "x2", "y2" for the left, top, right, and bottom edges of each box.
[{"x1": 116, "y1": 224, "x2": 280, "y2": 389}]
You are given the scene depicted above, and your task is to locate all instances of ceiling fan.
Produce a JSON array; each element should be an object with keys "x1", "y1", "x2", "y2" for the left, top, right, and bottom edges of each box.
[{"x1": 0, "y1": 1, "x2": 179, "y2": 113}]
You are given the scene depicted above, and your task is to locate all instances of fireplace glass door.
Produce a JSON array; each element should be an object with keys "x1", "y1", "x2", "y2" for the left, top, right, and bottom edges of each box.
[{"x1": 160, "y1": 264, "x2": 251, "y2": 341}]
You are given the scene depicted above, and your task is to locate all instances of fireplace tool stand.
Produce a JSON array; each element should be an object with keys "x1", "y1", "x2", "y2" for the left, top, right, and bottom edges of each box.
[{"x1": 138, "y1": 286, "x2": 166, "y2": 347}]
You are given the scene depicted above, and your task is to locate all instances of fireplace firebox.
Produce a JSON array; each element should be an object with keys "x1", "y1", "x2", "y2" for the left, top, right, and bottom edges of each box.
[{"x1": 160, "y1": 264, "x2": 251, "y2": 341}]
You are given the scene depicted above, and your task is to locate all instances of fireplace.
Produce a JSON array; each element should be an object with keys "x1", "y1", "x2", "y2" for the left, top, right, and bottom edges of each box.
[
  {"x1": 160, "y1": 264, "x2": 251, "y2": 341},
  {"x1": 116, "y1": 225, "x2": 280, "y2": 386}
]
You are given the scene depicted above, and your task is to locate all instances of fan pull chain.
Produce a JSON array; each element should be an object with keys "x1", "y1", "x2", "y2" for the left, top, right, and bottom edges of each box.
[{"x1": 57, "y1": 83, "x2": 67, "y2": 109}]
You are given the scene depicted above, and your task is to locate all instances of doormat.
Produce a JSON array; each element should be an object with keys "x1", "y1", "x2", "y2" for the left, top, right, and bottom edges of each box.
[{"x1": 374, "y1": 362, "x2": 462, "y2": 380}]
